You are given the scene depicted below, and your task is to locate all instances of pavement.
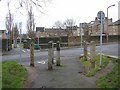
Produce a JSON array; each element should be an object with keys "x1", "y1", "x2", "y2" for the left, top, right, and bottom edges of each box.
[{"x1": 23, "y1": 56, "x2": 96, "y2": 88}]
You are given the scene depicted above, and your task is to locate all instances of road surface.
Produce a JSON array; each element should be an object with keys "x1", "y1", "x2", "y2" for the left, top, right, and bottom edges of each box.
[{"x1": 1, "y1": 43, "x2": 119, "y2": 64}]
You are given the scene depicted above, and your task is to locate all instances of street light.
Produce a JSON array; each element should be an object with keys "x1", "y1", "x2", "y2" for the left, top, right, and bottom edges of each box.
[{"x1": 106, "y1": 4, "x2": 115, "y2": 42}]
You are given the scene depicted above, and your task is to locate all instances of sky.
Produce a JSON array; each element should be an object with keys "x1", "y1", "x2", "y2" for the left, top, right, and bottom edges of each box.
[{"x1": 0, "y1": 0, "x2": 119, "y2": 34}]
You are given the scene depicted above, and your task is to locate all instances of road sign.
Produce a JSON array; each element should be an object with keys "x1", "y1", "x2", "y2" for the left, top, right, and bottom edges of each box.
[
  {"x1": 19, "y1": 22, "x2": 22, "y2": 30},
  {"x1": 97, "y1": 11, "x2": 105, "y2": 20},
  {"x1": 6, "y1": 31, "x2": 9, "y2": 38},
  {"x1": 19, "y1": 22, "x2": 22, "y2": 64}
]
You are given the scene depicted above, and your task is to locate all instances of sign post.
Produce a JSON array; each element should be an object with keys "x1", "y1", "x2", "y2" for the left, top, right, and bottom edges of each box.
[
  {"x1": 19, "y1": 22, "x2": 22, "y2": 64},
  {"x1": 97, "y1": 11, "x2": 105, "y2": 67},
  {"x1": 6, "y1": 31, "x2": 9, "y2": 51}
]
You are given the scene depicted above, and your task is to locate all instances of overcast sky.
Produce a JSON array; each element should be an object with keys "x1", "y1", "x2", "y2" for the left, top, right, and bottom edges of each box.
[{"x1": 0, "y1": 0, "x2": 119, "y2": 33}]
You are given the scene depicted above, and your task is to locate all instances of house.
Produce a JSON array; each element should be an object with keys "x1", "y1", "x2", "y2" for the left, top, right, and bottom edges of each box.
[
  {"x1": 0, "y1": 30, "x2": 7, "y2": 51},
  {"x1": 65, "y1": 26, "x2": 79, "y2": 36},
  {"x1": 88, "y1": 17, "x2": 113, "y2": 36},
  {"x1": 0, "y1": 30, "x2": 6, "y2": 39},
  {"x1": 36, "y1": 27, "x2": 46, "y2": 37},
  {"x1": 45, "y1": 28, "x2": 67, "y2": 37},
  {"x1": 36, "y1": 26, "x2": 79, "y2": 37},
  {"x1": 110, "y1": 19, "x2": 120, "y2": 35}
]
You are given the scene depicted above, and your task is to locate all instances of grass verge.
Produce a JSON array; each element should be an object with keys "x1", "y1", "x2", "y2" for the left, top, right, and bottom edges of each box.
[
  {"x1": 80, "y1": 54, "x2": 110, "y2": 77},
  {"x1": 96, "y1": 58, "x2": 119, "y2": 88},
  {"x1": 0, "y1": 62, "x2": 2, "y2": 89},
  {"x1": 2, "y1": 61, "x2": 27, "y2": 88}
]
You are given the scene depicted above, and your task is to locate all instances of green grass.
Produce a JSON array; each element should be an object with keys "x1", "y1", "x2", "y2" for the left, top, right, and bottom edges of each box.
[
  {"x1": 80, "y1": 54, "x2": 110, "y2": 77},
  {"x1": 0, "y1": 62, "x2": 2, "y2": 89},
  {"x1": 80, "y1": 54, "x2": 119, "y2": 88},
  {"x1": 96, "y1": 61, "x2": 119, "y2": 88},
  {"x1": 2, "y1": 61, "x2": 27, "y2": 88}
]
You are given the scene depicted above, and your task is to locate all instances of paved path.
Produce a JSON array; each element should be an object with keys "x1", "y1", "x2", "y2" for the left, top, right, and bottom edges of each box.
[{"x1": 23, "y1": 57, "x2": 96, "y2": 88}]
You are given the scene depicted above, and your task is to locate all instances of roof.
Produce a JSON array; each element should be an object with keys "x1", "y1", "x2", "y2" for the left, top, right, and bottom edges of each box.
[
  {"x1": 0, "y1": 30, "x2": 6, "y2": 33},
  {"x1": 0, "y1": 30, "x2": 6, "y2": 31},
  {"x1": 36, "y1": 27, "x2": 45, "y2": 32},
  {"x1": 45, "y1": 28, "x2": 67, "y2": 33},
  {"x1": 66, "y1": 26, "x2": 78, "y2": 30},
  {"x1": 113, "y1": 19, "x2": 120, "y2": 25}
]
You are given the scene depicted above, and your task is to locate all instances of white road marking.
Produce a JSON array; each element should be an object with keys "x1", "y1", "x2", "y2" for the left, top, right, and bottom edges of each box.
[
  {"x1": 27, "y1": 49, "x2": 30, "y2": 52},
  {"x1": 22, "y1": 50, "x2": 26, "y2": 53},
  {"x1": 37, "y1": 60, "x2": 46, "y2": 64}
]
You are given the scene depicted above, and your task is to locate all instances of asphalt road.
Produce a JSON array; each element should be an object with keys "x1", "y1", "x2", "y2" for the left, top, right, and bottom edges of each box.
[{"x1": 1, "y1": 43, "x2": 119, "y2": 65}]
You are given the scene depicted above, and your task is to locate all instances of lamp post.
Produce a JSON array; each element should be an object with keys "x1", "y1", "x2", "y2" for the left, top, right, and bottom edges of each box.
[{"x1": 106, "y1": 4, "x2": 115, "y2": 42}]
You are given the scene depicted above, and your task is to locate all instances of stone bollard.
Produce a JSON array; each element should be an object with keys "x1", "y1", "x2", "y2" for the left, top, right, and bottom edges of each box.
[
  {"x1": 48, "y1": 41, "x2": 53, "y2": 70},
  {"x1": 30, "y1": 42, "x2": 34, "y2": 67},
  {"x1": 56, "y1": 41, "x2": 60, "y2": 66},
  {"x1": 51, "y1": 41, "x2": 54, "y2": 64},
  {"x1": 83, "y1": 41, "x2": 87, "y2": 61},
  {"x1": 90, "y1": 41, "x2": 95, "y2": 68}
]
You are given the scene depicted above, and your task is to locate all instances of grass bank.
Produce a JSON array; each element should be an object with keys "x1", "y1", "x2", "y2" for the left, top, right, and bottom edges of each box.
[
  {"x1": 2, "y1": 61, "x2": 27, "y2": 88},
  {"x1": 80, "y1": 54, "x2": 110, "y2": 77},
  {"x1": 80, "y1": 54, "x2": 119, "y2": 88},
  {"x1": 96, "y1": 58, "x2": 119, "y2": 88}
]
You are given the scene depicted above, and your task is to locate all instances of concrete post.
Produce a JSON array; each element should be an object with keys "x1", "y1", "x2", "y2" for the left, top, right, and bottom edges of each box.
[
  {"x1": 14, "y1": 38, "x2": 17, "y2": 48},
  {"x1": 30, "y1": 42, "x2": 34, "y2": 67},
  {"x1": 48, "y1": 41, "x2": 53, "y2": 70},
  {"x1": 90, "y1": 41, "x2": 95, "y2": 68},
  {"x1": 83, "y1": 41, "x2": 87, "y2": 61},
  {"x1": 56, "y1": 41, "x2": 60, "y2": 66},
  {"x1": 51, "y1": 41, "x2": 54, "y2": 64}
]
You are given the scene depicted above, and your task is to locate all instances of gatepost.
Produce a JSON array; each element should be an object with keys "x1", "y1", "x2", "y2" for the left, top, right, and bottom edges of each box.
[
  {"x1": 51, "y1": 41, "x2": 54, "y2": 64},
  {"x1": 83, "y1": 41, "x2": 87, "y2": 61},
  {"x1": 56, "y1": 41, "x2": 60, "y2": 66},
  {"x1": 90, "y1": 41, "x2": 95, "y2": 68},
  {"x1": 48, "y1": 41, "x2": 53, "y2": 70}
]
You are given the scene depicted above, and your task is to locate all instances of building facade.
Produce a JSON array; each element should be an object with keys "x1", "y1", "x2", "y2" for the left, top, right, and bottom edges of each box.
[
  {"x1": 0, "y1": 30, "x2": 6, "y2": 39},
  {"x1": 36, "y1": 26, "x2": 79, "y2": 37}
]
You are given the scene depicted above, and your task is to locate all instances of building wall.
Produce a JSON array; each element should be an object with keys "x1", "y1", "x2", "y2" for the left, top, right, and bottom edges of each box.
[
  {"x1": 0, "y1": 30, "x2": 6, "y2": 39},
  {"x1": 36, "y1": 27, "x2": 79, "y2": 37},
  {"x1": 90, "y1": 17, "x2": 118, "y2": 36},
  {"x1": 109, "y1": 25, "x2": 120, "y2": 35}
]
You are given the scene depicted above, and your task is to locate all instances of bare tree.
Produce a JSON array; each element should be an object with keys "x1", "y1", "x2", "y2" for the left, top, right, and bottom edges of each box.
[
  {"x1": 16, "y1": 0, "x2": 51, "y2": 14},
  {"x1": 3, "y1": 0, "x2": 50, "y2": 66},
  {"x1": 27, "y1": 6, "x2": 36, "y2": 39},
  {"x1": 64, "y1": 19, "x2": 75, "y2": 27},
  {"x1": 63, "y1": 19, "x2": 76, "y2": 36},
  {"x1": 5, "y1": 1, "x2": 13, "y2": 51},
  {"x1": 54, "y1": 21, "x2": 63, "y2": 29},
  {"x1": 26, "y1": 5, "x2": 36, "y2": 67}
]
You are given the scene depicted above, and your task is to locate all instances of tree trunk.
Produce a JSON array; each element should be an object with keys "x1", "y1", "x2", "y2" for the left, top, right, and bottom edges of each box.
[
  {"x1": 14, "y1": 38, "x2": 17, "y2": 48},
  {"x1": 30, "y1": 42, "x2": 34, "y2": 67}
]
